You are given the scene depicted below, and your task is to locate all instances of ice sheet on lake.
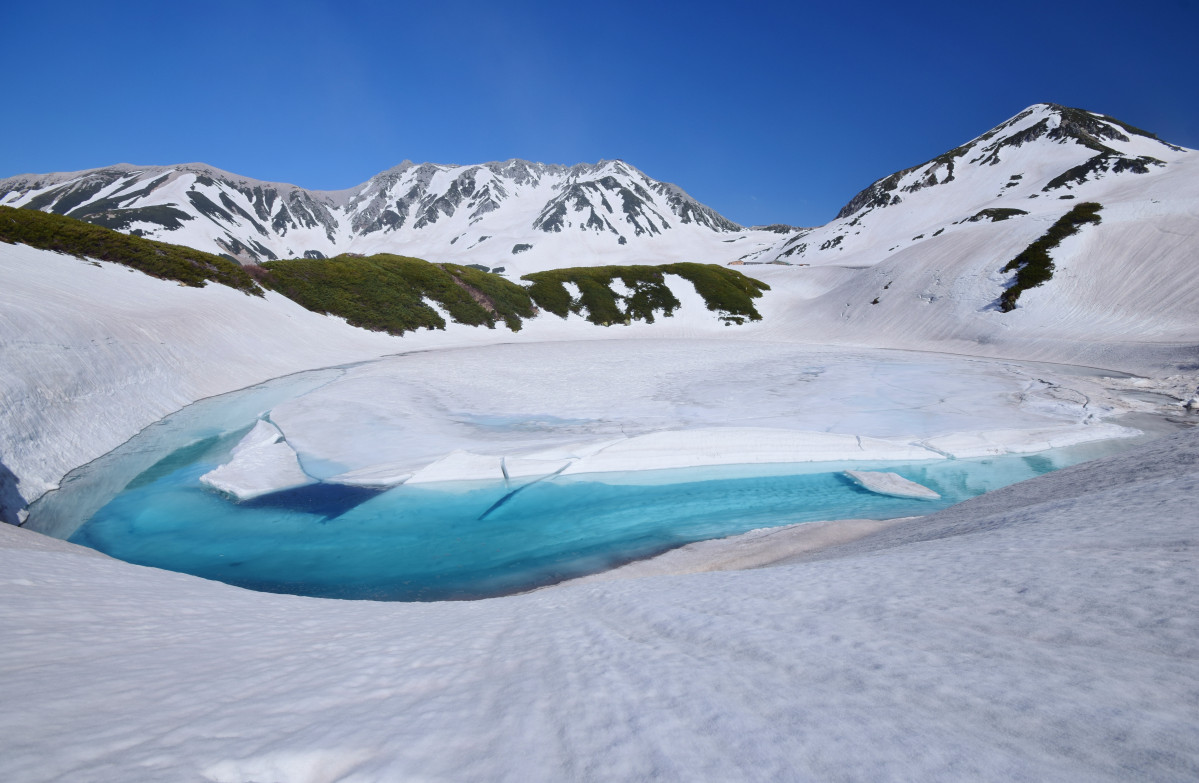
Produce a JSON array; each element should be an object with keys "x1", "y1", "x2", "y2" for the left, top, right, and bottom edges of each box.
[
  {"x1": 406, "y1": 450, "x2": 506, "y2": 484},
  {"x1": 257, "y1": 341, "x2": 1138, "y2": 490}
]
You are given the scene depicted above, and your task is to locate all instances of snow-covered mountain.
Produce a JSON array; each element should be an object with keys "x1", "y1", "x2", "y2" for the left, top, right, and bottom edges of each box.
[
  {"x1": 2, "y1": 103, "x2": 1190, "y2": 282},
  {"x1": 754, "y1": 102, "x2": 1191, "y2": 266},
  {"x1": 4, "y1": 104, "x2": 1199, "y2": 781},
  {"x1": 0, "y1": 159, "x2": 790, "y2": 274},
  {"x1": 728, "y1": 102, "x2": 1199, "y2": 368}
]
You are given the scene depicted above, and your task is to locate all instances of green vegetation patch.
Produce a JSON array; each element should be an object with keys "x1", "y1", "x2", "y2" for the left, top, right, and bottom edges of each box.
[
  {"x1": 522, "y1": 263, "x2": 770, "y2": 326},
  {"x1": 0, "y1": 206, "x2": 772, "y2": 332},
  {"x1": 258, "y1": 254, "x2": 535, "y2": 334},
  {"x1": 442, "y1": 262, "x2": 536, "y2": 331},
  {"x1": 998, "y1": 202, "x2": 1102, "y2": 312},
  {"x1": 0, "y1": 205, "x2": 260, "y2": 294}
]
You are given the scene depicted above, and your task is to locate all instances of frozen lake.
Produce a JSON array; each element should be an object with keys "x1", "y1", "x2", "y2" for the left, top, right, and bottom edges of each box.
[
  {"x1": 28, "y1": 340, "x2": 1146, "y2": 599},
  {"x1": 68, "y1": 449, "x2": 1102, "y2": 601}
]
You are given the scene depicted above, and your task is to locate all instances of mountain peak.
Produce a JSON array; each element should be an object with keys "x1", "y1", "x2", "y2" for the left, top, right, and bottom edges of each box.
[{"x1": 834, "y1": 104, "x2": 1186, "y2": 220}]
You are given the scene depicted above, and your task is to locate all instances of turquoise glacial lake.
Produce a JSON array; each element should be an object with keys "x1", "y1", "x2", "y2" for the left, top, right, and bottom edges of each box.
[{"x1": 28, "y1": 368, "x2": 1140, "y2": 602}]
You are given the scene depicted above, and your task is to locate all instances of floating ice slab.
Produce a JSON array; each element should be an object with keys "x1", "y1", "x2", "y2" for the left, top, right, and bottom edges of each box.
[
  {"x1": 523, "y1": 438, "x2": 627, "y2": 461},
  {"x1": 845, "y1": 470, "x2": 941, "y2": 500},
  {"x1": 199, "y1": 420, "x2": 314, "y2": 501}
]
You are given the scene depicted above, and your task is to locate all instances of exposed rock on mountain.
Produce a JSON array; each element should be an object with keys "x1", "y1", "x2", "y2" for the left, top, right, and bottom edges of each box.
[{"x1": 0, "y1": 159, "x2": 787, "y2": 273}]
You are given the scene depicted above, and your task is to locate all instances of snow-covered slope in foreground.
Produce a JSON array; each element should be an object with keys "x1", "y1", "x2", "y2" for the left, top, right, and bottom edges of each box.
[
  {"x1": 1, "y1": 101, "x2": 1198, "y2": 780},
  {"x1": 2, "y1": 427, "x2": 1196, "y2": 782}
]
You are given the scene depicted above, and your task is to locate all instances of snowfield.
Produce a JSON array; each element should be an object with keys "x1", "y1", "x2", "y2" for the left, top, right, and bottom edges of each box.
[
  {"x1": 2, "y1": 236, "x2": 1185, "y2": 522},
  {"x1": 2, "y1": 428, "x2": 1197, "y2": 782},
  {"x1": 2, "y1": 103, "x2": 1199, "y2": 780}
]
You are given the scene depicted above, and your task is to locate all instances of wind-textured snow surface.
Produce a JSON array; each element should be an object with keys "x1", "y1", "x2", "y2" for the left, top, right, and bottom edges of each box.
[
  {"x1": 2, "y1": 428, "x2": 1197, "y2": 782},
  {"x1": 2, "y1": 101, "x2": 1199, "y2": 780}
]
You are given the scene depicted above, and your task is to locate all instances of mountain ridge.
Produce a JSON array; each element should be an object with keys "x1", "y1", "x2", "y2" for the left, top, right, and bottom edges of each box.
[
  {"x1": 0, "y1": 157, "x2": 768, "y2": 272},
  {"x1": 1, "y1": 103, "x2": 1191, "y2": 277}
]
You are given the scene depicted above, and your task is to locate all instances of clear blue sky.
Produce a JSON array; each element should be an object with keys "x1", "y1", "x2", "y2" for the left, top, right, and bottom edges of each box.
[{"x1": 3, "y1": 0, "x2": 1196, "y2": 227}]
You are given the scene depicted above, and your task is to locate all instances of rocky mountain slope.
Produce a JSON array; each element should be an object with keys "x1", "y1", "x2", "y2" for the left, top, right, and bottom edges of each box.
[
  {"x1": 735, "y1": 103, "x2": 1198, "y2": 370},
  {"x1": 2, "y1": 102, "x2": 1191, "y2": 292},
  {"x1": 752, "y1": 103, "x2": 1190, "y2": 267},
  {"x1": 0, "y1": 159, "x2": 790, "y2": 274}
]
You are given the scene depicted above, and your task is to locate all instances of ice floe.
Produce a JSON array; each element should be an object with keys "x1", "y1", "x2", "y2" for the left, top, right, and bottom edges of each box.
[
  {"x1": 199, "y1": 420, "x2": 314, "y2": 501},
  {"x1": 844, "y1": 470, "x2": 941, "y2": 499}
]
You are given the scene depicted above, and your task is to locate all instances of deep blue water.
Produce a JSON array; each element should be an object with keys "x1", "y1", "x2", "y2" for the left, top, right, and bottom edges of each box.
[{"x1": 68, "y1": 442, "x2": 1086, "y2": 601}]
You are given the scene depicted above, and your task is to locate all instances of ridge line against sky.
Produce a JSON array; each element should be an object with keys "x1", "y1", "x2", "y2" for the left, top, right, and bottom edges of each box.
[{"x1": 4, "y1": 0, "x2": 1197, "y2": 227}]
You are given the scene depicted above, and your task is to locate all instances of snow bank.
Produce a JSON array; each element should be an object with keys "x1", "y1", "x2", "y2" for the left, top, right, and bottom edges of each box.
[
  {"x1": 558, "y1": 517, "x2": 909, "y2": 582},
  {"x1": 0, "y1": 244, "x2": 400, "y2": 513}
]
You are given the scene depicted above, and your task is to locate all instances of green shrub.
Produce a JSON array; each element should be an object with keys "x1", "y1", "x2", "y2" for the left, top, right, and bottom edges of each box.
[
  {"x1": 998, "y1": 202, "x2": 1102, "y2": 312},
  {"x1": 0, "y1": 205, "x2": 260, "y2": 294},
  {"x1": 0, "y1": 205, "x2": 772, "y2": 332},
  {"x1": 521, "y1": 262, "x2": 769, "y2": 325},
  {"x1": 442, "y1": 262, "x2": 536, "y2": 331},
  {"x1": 258, "y1": 254, "x2": 535, "y2": 334}
]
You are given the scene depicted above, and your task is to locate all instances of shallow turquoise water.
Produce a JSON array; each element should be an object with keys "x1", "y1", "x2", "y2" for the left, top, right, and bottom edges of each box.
[{"x1": 68, "y1": 443, "x2": 1089, "y2": 601}]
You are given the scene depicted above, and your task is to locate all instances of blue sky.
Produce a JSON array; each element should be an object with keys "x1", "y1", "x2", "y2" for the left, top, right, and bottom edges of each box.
[{"x1": 3, "y1": 0, "x2": 1196, "y2": 226}]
